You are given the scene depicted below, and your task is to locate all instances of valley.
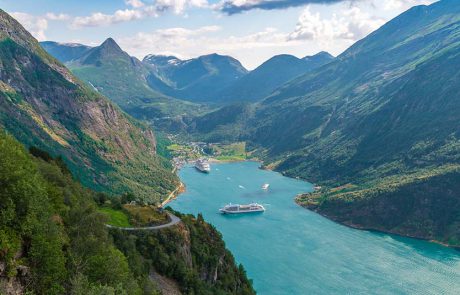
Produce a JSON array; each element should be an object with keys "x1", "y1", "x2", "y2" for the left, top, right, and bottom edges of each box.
[
  {"x1": 1, "y1": 0, "x2": 460, "y2": 294},
  {"x1": 36, "y1": 0, "x2": 460, "y2": 251}
]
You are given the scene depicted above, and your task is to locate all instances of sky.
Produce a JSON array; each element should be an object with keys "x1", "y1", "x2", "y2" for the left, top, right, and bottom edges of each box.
[{"x1": 1, "y1": 0, "x2": 437, "y2": 69}]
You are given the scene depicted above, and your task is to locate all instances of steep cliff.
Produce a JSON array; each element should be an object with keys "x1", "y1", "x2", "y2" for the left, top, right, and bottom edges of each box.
[
  {"x1": 0, "y1": 10, "x2": 178, "y2": 202},
  {"x1": 111, "y1": 212, "x2": 255, "y2": 295}
]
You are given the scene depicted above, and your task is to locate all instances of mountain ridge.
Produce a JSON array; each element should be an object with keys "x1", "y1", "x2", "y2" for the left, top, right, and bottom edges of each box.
[
  {"x1": 40, "y1": 41, "x2": 92, "y2": 63},
  {"x1": 143, "y1": 52, "x2": 248, "y2": 102},
  {"x1": 217, "y1": 51, "x2": 334, "y2": 102},
  {"x1": 0, "y1": 9, "x2": 178, "y2": 202}
]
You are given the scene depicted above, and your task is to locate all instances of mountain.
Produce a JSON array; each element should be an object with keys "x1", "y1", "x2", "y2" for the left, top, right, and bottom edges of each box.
[
  {"x1": 40, "y1": 41, "x2": 92, "y2": 62},
  {"x1": 301, "y1": 51, "x2": 334, "y2": 67},
  {"x1": 67, "y1": 38, "x2": 168, "y2": 113},
  {"x1": 187, "y1": 103, "x2": 255, "y2": 142},
  {"x1": 255, "y1": 0, "x2": 460, "y2": 178},
  {"x1": 218, "y1": 52, "x2": 334, "y2": 102},
  {"x1": 0, "y1": 9, "x2": 178, "y2": 203},
  {"x1": 41, "y1": 38, "x2": 203, "y2": 122},
  {"x1": 190, "y1": 0, "x2": 460, "y2": 246},
  {"x1": 143, "y1": 53, "x2": 249, "y2": 102}
]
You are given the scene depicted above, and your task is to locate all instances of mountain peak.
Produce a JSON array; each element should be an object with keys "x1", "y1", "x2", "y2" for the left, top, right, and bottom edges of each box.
[
  {"x1": 266, "y1": 54, "x2": 300, "y2": 63},
  {"x1": 0, "y1": 9, "x2": 48, "y2": 56},
  {"x1": 303, "y1": 51, "x2": 334, "y2": 61},
  {"x1": 315, "y1": 51, "x2": 334, "y2": 58},
  {"x1": 100, "y1": 37, "x2": 122, "y2": 52},
  {"x1": 77, "y1": 37, "x2": 127, "y2": 65},
  {"x1": 143, "y1": 54, "x2": 182, "y2": 67}
]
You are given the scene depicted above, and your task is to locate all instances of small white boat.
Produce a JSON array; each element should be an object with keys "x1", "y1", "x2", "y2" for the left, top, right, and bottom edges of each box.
[
  {"x1": 262, "y1": 183, "x2": 270, "y2": 190},
  {"x1": 219, "y1": 203, "x2": 265, "y2": 214}
]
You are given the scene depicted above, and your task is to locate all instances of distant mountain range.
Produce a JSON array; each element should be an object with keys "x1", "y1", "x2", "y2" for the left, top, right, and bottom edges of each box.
[
  {"x1": 41, "y1": 39, "x2": 333, "y2": 106},
  {"x1": 217, "y1": 52, "x2": 334, "y2": 102},
  {"x1": 0, "y1": 10, "x2": 178, "y2": 202}
]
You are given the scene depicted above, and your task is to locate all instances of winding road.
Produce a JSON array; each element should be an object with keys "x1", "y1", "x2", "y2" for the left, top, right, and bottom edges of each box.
[{"x1": 106, "y1": 212, "x2": 181, "y2": 231}]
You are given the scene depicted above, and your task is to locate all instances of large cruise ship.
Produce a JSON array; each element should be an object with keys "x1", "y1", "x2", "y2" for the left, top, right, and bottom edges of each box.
[
  {"x1": 195, "y1": 158, "x2": 211, "y2": 173},
  {"x1": 219, "y1": 203, "x2": 265, "y2": 214}
]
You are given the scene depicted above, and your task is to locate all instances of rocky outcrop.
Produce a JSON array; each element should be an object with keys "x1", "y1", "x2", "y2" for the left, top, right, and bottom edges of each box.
[
  {"x1": 149, "y1": 271, "x2": 182, "y2": 295},
  {"x1": 0, "y1": 255, "x2": 29, "y2": 295}
]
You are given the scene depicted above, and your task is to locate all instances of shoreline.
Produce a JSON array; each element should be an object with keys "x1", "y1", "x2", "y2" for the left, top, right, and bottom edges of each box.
[
  {"x1": 295, "y1": 199, "x2": 460, "y2": 251},
  {"x1": 160, "y1": 182, "x2": 186, "y2": 208},
  {"x1": 207, "y1": 157, "x2": 257, "y2": 164},
  {"x1": 168, "y1": 159, "x2": 459, "y2": 251}
]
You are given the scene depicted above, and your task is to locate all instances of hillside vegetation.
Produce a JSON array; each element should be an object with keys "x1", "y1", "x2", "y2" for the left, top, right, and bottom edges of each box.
[
  {"x1": 184, "y1": 0, "x2": 460, "y2": 246},
  {"x1": 0, "y1": 10, "x2": 178, "y2": 203},
  {"x1": 0, "y1": 131, "x2": 255, "y2": 295},
  {"x1": 218, "y1": 52, "x2": 334, "y2": 103}
]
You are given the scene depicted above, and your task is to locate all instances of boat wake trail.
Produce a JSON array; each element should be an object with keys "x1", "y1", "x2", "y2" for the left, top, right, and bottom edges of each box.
[{"x1": 238, "y1": 185, "x2": 246, "y2": 189}]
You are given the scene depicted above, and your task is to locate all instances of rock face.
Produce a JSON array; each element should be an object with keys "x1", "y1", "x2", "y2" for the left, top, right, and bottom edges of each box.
[{"x1": 0, "y1": 9, "x2": 178, "y2": 202}]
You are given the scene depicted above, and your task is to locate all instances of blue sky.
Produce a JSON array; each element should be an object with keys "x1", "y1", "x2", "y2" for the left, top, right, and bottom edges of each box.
[{"x1": 1, "y1": 0, "x2": 436, "y2": 69}]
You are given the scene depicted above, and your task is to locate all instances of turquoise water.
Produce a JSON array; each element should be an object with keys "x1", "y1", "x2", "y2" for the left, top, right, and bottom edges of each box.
[{"x1": 170, "y1": 162, "x2": 460, "y2": 294}]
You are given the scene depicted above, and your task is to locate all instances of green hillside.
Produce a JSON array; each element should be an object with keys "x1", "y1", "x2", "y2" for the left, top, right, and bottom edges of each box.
[
  {"x1": 0, "y1": 131, "x2": 255, "y2": 294},
  {"x1": 255, "y1": 0, "x2": 460, "y2": 181},
  {"x1": 0, "y1": 10, "x2": 178, "y2": 203},
  {"x1": 217, "y1": 52, "x2": 334, "y2": 103},
  {"x1": 186, "y1": 0, "x2": 460, "y2": 246}
]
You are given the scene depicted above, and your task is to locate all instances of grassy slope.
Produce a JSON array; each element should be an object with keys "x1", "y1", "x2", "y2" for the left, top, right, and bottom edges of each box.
[{"x1": 99, "y1": 207, "x2": 132, "y2": 227}]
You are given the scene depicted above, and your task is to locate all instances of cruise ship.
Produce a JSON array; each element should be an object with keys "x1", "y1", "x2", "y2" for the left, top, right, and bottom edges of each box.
[
  {"x1": 195, "y1": 158, "x2": 211, "y2": 173},
  {"x1": 219, "y1": 203, "x2": 265, "y2": 214}
]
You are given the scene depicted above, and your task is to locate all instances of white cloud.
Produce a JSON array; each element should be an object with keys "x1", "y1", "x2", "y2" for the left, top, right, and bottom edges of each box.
[
  {"x1": 118, "y1": 25, "x2": 301, "y2": 68},
  {"x1": 118, "y1": 0, "x2": 430, "y2": 68},
  {"x1": 72, "y1": 9, "x2": 149, "y2": 28},
  {"x1": 10, "y1": 12, "x2": 73, "y2": 41},
  {"x1": 288, "y1": 6, "x2": 384, "y2": 43},
  {"x1": 11, "y1": 12, "x2": 49, "y2": 41},
  {"x1": 119, "y1": 25, "x2": 222, "y2": 57},
  {"x1": 126, "y1": 0, "x2": 146, "y2": 8},
  {"x1": 72, "y1": 0, "x2": 209, "y2": 28},
  {"x1": 382, "y1": 0, "x2": 436, "y2": 11},
  {"x1": 45, "y1": 13, "x2": 71, "y2": 21}
]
